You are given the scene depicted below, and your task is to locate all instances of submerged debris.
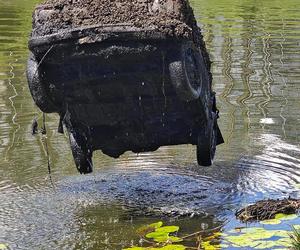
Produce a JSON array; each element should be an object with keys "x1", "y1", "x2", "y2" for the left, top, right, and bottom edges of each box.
[{"x1": 235, "y1": 198, "x2": 300, "y2": 222}]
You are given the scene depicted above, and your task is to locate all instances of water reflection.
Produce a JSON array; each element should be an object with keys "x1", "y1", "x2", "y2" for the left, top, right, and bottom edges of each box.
[{"x1": 0, "y1": 0, "x2": 300, "y2": 249}]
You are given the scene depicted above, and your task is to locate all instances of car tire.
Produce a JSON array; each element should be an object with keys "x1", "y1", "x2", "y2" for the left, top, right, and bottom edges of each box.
[
  {"x1": 27, "y1": 52, "x2": 59, "y2": 113},
  {"x1": 169, "y1": 42, "x2": 208, "y2": 102},
  {"x1": 196, "y1": 112, "x2": 217, "y2": 166},
  {"x1": 69, "y1": 131, "x2": 93, "y2": 174}
]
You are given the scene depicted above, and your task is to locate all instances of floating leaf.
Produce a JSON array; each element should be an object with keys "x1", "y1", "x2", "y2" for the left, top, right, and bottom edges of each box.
[
  {"x1": 0, "y1": 244, "x2": 7, "y2": 250},
  {"x1": 146, "y1": 225, "x2": 180, "y2": 242},
  {"x1": 225, "y1": 235, "x2": 260, "y2": 247},
  {"x1": 156, "y1": 226, "x2": 179, "y2": 234},
  {"x1": 202, "y1": 241, "x2": 221, "y2": 250},
  {"x1": 260, "y1": 219, "x2": 281, "y2": 225},
  {"x1": 146, "y1": 231, "x2": 168, "y2": 239},
  {"x1": 253, "y1": 238, "x2": 291, "y2": 249},
  {"x1": 272, "y1": 230, "x2": 290, "y2": 238},
  {"x1": 247, "y1": 230, "x2": 275, "y2": 240},
  {"x1": 136, "y1": 221, "x2": 163, "y2": 236},
  {"x1": 149, "y1": 234, "x2": 169, "y2": 243},
  {"x1": 167, "y1": 236, "x2": 183, "y2": 243},
  {"x1": 147, "y1": 234, "x2": 182, "y2": 243},
  {"x1": 149, "y1": 221, "x2": 164, "y2": 229},
  {"x1": 275, "y1": 238, "x2": 292, "y2": 247},
  {"x1": 254, "y1": 240, "x2": 280, "y2": 249},
  {"x1": 123, "y1": 244, "x2": 186, "y2": 250},
  {"x1": 145, "y1": 226, "x2": 179, "y2": 239},
  {"x1": 240, "y1": 227, "x2": 266, "y2": 234},
  {"x1": 219, "y1": 243, "x2": 229, "y2": 248},
  {"x1": 123, "y1": 247, "x2": 145, "y2": 250},
  {"x1": 227, "y1": 228, "x2": 274, "y2": 242},
  {"x1": 275, "y1": 213, "x2": 298, "y2": 221},
  {"x1": 155, "y1": 245, "x2": 186, "y2": 250},
  {"x1": 224, "y1": 225, "x2": 294, "y2": 249}
]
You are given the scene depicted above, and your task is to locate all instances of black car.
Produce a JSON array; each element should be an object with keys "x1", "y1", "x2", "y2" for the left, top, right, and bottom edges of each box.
[{"x1": 27, "y1": 0, "x2": 224, "y2": 174}]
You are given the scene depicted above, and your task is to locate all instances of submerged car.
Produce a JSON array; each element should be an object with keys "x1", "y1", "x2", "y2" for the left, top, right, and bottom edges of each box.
[{"x1": 27, "y1": 0, "x2": 224, "y2": 174}]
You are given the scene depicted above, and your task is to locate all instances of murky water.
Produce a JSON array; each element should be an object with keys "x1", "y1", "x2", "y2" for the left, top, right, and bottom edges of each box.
[{"x1": 0, "y1": 0, "x2": 300, "y2": 249}]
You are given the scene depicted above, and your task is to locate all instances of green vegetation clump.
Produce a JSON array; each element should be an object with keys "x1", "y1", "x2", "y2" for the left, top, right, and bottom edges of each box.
[
  {"x1": 124, "y1": 214, "x2": 300, "y2": 250},
  {"x1": 291, "y1": 226, "x2": 300, "y2": 250}
]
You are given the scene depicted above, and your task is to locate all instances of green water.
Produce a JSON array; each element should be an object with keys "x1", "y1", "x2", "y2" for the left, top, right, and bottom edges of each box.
[{"x1": 0, "y1": 0, "x2": 300, "y2": 249}]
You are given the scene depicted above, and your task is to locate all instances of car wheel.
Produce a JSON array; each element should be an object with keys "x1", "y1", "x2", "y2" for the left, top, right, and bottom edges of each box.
[
  {"x1": 69, "y1": 131, "x2": 93, "y2": 174},
  {"x1": 196, "y1": 113, "x2": 217, "y2": 166},
  {"x1": 169, "y1": 42, "x2": 209, "y2": 102},
  {"x1": 27, "y1": 52, "x2": 59, "y2": 113}
]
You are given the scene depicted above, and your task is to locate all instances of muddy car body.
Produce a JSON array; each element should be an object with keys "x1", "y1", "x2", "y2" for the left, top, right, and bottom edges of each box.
[{"x1": 27, "y1": 0, "x2": 224, "y2": 174}]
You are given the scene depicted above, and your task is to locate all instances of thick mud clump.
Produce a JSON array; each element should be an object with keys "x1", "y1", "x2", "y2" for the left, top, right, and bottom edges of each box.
[
  {"x1": 33, "y1": 0, "x2": 198, "y2": 40},
  {"x1": 235, "y1": 198, "x2": 300, "y2": 222}
]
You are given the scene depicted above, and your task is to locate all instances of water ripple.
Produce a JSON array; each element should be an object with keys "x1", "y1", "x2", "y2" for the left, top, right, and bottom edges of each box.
[{"x1": 0, "y1": 0, "x2": 300, "y2": 249}]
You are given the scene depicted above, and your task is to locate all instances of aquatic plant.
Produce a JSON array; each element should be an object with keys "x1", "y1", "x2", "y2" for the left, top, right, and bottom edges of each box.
[
  {"x1": 124, "y1": 220, "x2": 226, "y2": 250},
  {"x1": 124, "y1": 221, "x2": 187, "y2": 250},
  {"x1": 290, "y1": 226, "x2": 300, "y2": 250},
  {"x1": 124, "y1": 213, "x2": 300, "y2": 250},
  {"x1": 0, "y1": 244, "x2": 7, "y2": 250}
]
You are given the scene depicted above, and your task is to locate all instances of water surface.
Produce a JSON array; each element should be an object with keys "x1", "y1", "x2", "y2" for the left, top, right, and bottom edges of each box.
[{"x1": 0, "y1": 0, "x2": 300, "y2": 249}]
